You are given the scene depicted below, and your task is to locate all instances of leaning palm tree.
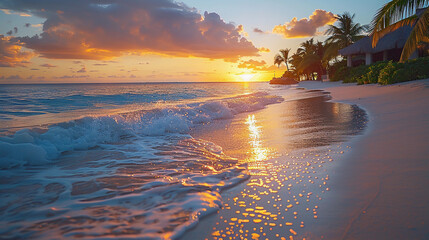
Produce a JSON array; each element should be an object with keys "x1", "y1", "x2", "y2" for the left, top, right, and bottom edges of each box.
[
  {"x1": 371, "y1": 0, "x2": 429, "y2": 62},
  {"x1": 274, "y1": 48, "x2": 291, "y2": 70}
]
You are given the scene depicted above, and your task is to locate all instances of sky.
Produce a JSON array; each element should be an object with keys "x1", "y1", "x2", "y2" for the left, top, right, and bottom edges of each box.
[{"x1": 0, "y1": 0, "x2": 389, "y2": 83}]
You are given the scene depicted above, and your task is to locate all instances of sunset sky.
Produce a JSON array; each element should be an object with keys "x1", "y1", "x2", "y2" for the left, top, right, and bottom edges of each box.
[{"x1": 0, "y1": 0, "x2": 388, "y2": 83}]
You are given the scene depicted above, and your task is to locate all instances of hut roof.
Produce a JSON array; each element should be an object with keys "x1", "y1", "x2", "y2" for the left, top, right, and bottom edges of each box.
[{"x1": 339, "y1": 25, "x2": 413, "y2": 56}]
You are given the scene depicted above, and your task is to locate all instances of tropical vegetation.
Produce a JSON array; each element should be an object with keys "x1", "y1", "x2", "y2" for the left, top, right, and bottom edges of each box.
[
  {"x1": 371, "y1": 0, "x2": 429, "y2": 62},
  {"x1": 274, "y1": 2, "x2": 429, "y2": 85},
  {"x1": 274, "y1": 12, "x2": 367, "y2": 81},
  {"x1": 274, "y1": 49, "x2": 291, "y2": 70},
  {"x1": 324, "y1": 12, "x2": 369, "y2": 62},
  {"x1": 331, "y1": 57, "x2": 429, "y2": 84}
]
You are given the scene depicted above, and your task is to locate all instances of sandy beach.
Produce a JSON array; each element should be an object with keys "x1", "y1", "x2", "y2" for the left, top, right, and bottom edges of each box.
[
  {"x1": 183, "y1": 79, "x2": 429, "y2": 239},
  {"x1": 301, "y1": 80, "x2": 429, "y2": 239}
]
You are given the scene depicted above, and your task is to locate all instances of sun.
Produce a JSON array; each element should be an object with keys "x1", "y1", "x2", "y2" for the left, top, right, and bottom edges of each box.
[{"x1": 239, "y1": 74, "x2": 255, "y2": 82}]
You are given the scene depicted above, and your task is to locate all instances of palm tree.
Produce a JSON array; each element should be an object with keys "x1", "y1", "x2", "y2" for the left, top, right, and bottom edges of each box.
[
  {"x1": 288, "y1": 52, "x2": 304, "y2": 78},
  {"x1": 274, "y1": 48, "x2": 291, "y2": 70},
  {"x1": 371, "y1": 1, "x2": 429, "y2": 62},
  {"x1": 324, "y1": 13, "x2": 369, "y2": 63},
  {"x1": 326, "y1": 13, "x2": 369, "y2": 49},
  {"x1": 294, "y1": 39, "x2": 328, "y2": 80},
  {"x1": 297, "y1": 38, "x2": 316, "y2": 56}
]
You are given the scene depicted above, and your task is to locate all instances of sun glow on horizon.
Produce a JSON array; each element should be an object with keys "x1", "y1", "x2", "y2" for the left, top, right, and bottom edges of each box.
[{"x1": 239, "y1": 74, "x2": 256, "y2": 82}]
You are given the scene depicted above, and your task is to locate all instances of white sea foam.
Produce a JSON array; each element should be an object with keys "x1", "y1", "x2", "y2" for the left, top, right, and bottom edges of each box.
[
  {"x1": 0, "y1": 92, "x2": 282, "y2": 169},
  {"x1": 0, "y1": 91, "x2": 282, "y2": 239},
  {"x1": 0, "y1": 136, "x2": 250, "y2": 239}
]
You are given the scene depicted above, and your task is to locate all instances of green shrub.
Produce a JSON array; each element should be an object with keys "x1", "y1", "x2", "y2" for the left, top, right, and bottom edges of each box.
[
  {"x1": 378, "y1": 61, "x2": 398, "y2": 85},
  {"x1": 367, "y1": 61, "x2": 389, "y2": 84},
  {"x1": 406, "y1": 57, "x2": 429, "y2": 80},
  {"x1": 378, "y1": 57, "x2": 429, "y2": 85},
  {"x1": 344, "y1": 65, "x2": 370, "y2": 83},
  {"x1": 329, "y1": 61, "x2": 347, "y2": 82},
  {"x1": 390, "y1": 68, "x2": 411, "y2": 84},
  {"x1": 336, "y1": 56, "x2": 429, "y2": 85},
  {"x1": 331, "y1": 65, "x2": 349, "y2": 82}
]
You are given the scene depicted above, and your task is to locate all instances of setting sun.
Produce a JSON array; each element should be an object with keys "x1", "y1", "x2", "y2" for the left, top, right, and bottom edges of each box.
[{"x1": 239, "y1": 74, "x2": 255, "y2": 82}]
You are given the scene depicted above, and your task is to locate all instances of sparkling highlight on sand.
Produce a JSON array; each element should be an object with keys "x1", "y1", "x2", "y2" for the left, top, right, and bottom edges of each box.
[{"x1": 208, "y1": 114, "x2": 351, "y2": 240}]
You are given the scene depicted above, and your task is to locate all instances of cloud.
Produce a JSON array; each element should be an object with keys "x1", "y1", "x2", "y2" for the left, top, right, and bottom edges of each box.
[
  {"x1": 253, "y1": 28, "x2": 266, "y2": 34},
  {"x1": 24, "y1": 75, "x2": 45, "y2": 80},
  {"x1": 1, "y1": 0, "x2": 258, "y2": 61},
  {"x1": 238, "y1": 59, "x2": 266, "y2": 69},
  {"x1": 77, "y1": 66, "x2": 86, "y2": 73},
  {"x1": 273, "y1": 9, "x2": 336, "y2": 38},
  {"x1": 0, "y1": 35, "x2": 35, "y2": 67},
  {"x1": 258, "y1": 47, "x2": 270, "y2": 53},
  {"x1": 56, "y1": 75, "x2": 89, "y2": 79},
  {"x1": 1, "y1": 8, "x2": 31, "y2": 16},
  {"x1": 0, "y1": 75, "x2": 25, "y2": 82},
  {"x1": 40, "y1": 63, "x2": 56, "y2": 68},
  {"x1": 237, "y1": 59, "x2": 285, "y2": 72},
  {"x1": 6, "y1": 74, "x2": 22, "y2": 80}
]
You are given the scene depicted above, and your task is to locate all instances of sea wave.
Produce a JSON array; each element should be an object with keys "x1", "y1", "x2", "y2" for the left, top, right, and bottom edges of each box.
[
  {"x1": 0, "y1": 137, "x2": 249, "y2": 239},
  {"x1": 0, "y1": 91, "x2": 283, "y2": 169}
]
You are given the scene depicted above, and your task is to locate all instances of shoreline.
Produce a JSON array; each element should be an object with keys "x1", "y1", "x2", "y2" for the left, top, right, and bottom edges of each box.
[
  {"x1": 182, "y1": 79, "x2": 429, "y2": 239},
  {"x1": 299, "y1": 79, "x2": 429, "y2": 239}
]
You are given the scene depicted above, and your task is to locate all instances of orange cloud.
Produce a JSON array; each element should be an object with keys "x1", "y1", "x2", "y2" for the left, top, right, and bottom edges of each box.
[
  {"x1": 258, "y1": 47, "x2": 270, "y2": 53},
  {"x1": 0, "y1": 9, "x2": 31, "y2": 17},
  {"x1": 1, "y1": 0, "x2": 258, "y2": 61},
  {"x1": 273, "y1": 9, "x2": 336, "y2": 38},
  {"x1": 40, "y1": 63, "x2": 56, "y2": 68},
  {"x1": 0, "y1": 35, "x2": 35, "y2": 67},
  {"x1": 237, "y1": 59, "x2": 282, "y2": 71}
]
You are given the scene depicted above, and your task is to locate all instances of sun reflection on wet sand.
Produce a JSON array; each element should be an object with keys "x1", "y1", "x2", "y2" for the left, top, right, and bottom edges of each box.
[
  {"x1": 188, "y1": 94, "x2": 368, "y2": 240},
  {"x1": 243, "y1": 115, "x2": 271, "y2": 170}
]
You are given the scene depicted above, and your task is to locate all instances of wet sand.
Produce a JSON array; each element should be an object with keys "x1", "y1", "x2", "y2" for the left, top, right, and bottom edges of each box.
[
  {"x1": 182, "y1": 79, "x2": 429, "y2": 239},
  {"x1": 301, "y1": 80, "x2": 429, "y2": 239},
  {"x1": 182, "y1": 87, "x2": 367, "y2": 239}
]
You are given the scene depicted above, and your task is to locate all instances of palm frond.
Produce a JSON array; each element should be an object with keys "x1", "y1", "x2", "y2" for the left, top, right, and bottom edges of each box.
[
  {"x1": 400, "y1": 7, "x2": 429, "y2": 61},
  {"x1": 372, "y1": 0, "x2": 429, "y2": 47}
]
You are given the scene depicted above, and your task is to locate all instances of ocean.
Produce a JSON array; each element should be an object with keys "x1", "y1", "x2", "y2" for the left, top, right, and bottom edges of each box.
[{"x1": 0, "y1": 82, "x2": 367, "y2": 239}]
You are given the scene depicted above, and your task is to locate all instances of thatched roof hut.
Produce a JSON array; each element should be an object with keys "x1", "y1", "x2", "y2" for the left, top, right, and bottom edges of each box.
[
  {"x1": 339, "y1": 8, "x2": 427, "y2": 67},
  {"x1": 339, "y1": 26, "x2": 412, "y2": 56}
]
